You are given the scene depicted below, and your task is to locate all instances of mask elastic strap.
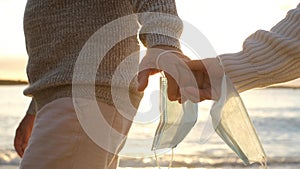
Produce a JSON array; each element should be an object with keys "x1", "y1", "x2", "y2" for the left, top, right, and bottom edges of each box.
[
  {"x1": 154, "y1": 150, "x2": 161, "y2": 169},
  {"x1": 156, "y1": 52, "x2": 166, "y2": 79},
  {"x1": 259, "y1": 155, "x2": 268, "y2": 169},
  {"x1": 154, "y1": 149, "x2": 175, "y2": 169},
  {"x1": 168, "y1": 148, "x2": 174, "y2": 169}
]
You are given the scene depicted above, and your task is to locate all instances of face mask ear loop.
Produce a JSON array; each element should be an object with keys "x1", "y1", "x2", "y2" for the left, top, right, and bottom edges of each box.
[
  {"x1": 156, "y1": 52, "x2": 166, "y2": 79},
  {"x1": 168, "y1": 148, "x2": 174, "y2": 169},
  {"x1": 259, "y1": 155, "x2": 268, "y2": 169},
  {"x1": 154, "y1": 149, "x2": 174, "y2": 169},
  {"x1": 217, "y1": 56, "x2": 226, "y2": 77},
  {"x1": 154, "y1": 150, "x2": 161, "y2": 169}
]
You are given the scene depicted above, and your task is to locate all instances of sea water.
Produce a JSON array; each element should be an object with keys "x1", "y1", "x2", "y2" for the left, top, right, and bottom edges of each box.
[{"x1": 0, "y1": 85, "x2": 300, "y2": 168}]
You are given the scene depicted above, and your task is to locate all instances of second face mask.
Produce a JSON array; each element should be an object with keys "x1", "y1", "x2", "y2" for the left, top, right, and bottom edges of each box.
[{"x1": 210, "y1": 74, "x2": 267, "y2": 168}]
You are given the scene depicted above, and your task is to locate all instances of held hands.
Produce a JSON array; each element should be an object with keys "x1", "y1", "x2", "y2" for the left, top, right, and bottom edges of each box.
[
  {"x1": 138, "y1": 45, "x2": 224, "y2": 103},
  {"x1": 138, "y1": 46, "x2": 206, "y2": 102},
  {"x1": 180, "y1": 58, "x2": 224, "y2": 103},
  {"x1": 14, "y1": 114, "x2": 35, "y2": 157},
  {"x1": 138, "y1": 45, "x2": 195, "y2": 101}
]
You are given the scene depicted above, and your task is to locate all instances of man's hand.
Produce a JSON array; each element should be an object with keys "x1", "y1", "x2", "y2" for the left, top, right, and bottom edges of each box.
[
  {"x1": 138, "y1": 45, "x2": 192, "y2": 101},
  {"x1": 14, "y1": 114, "x2": 35, "y2": 157},
  {"x1": 180, "y1": 58, "x2": 224, "y2": 102}
]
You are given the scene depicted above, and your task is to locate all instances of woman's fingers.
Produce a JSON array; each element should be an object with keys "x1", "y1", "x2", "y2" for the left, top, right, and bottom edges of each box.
[
  {"x1": 180, "y1": 87, "x2": 212, "y2": 103},
  {"x1": 186, "y1": 60, "x2": 207, "y2": 71}
]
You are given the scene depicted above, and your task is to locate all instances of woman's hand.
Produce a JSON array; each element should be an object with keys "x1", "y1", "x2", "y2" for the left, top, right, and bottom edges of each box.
[{"x1": 180, "y1": 58, "x2": 224, "y2": 102}]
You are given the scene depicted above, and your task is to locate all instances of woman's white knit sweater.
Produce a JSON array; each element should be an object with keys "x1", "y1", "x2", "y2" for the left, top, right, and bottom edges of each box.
[{"x1": 220, "y1": 3, "x2": 300, "y2": 92}]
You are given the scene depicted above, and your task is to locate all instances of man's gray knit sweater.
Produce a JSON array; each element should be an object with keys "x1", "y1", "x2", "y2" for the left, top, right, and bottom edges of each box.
[{"x1": 23, "y1": 0, "x2": 183, "y2": 114}]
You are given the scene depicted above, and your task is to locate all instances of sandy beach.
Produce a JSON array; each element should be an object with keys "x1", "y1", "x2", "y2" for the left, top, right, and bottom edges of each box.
[{"x1": 1, "y1": 152, "x2": 300, "y2": 169}]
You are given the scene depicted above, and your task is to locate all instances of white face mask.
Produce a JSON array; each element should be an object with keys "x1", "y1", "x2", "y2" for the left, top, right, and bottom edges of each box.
[
  {"x1": 209, "y1": 74, "x2": 267, "y2": 168},
  {"x1": 152, "y1": 76, "x2": 198, "y2": 151}
]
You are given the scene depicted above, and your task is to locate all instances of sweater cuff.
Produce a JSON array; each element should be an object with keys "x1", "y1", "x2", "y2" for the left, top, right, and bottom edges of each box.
[
  {"x1": 218, "y1": 52, "x2": 263, "y2": 93},
  {"x1": 26, "y1": 99, "x2": 36, "y2": 115},
  {"x1": 143, "y1": 34, "x2": 181, "y2": 50},
  {"x1": 138, "y1": 13, "x2": 183, "y2": 50}
]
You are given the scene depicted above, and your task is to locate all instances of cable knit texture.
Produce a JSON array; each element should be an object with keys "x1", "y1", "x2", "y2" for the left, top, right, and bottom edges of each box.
[
  {"x1": 220, "y1": 3, "x2": 300, "y2": 92},
  {"x1": 24, "y1": 0, "x2": 183, "y2": 114}
]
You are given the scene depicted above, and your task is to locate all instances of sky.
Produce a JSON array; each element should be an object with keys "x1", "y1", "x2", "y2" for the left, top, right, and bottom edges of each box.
[{"x1": 0, "y1": 0, "x2": 299, "y2": 85}]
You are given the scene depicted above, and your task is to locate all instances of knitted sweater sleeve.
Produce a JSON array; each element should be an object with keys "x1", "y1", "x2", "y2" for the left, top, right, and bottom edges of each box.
[
  {"x1": 130, "y1": 0, "x2": 183, "y2": 49},
  {"x1": 219, "y1": 4, "x2": 300, "y2": 92}
]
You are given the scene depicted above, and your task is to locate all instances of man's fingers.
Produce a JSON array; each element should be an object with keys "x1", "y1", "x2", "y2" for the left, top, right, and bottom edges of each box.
[
  {"x1": 14, "y1": 129, "x2": 24, "y2": 157},
  {"x1": 14, "y1": 130, "x2": 31, "y2": 158},
  {"x1": 138, "y1": 68, "x2": 161, "y2": 92},
  {"x1": 14, "y1": 141, "x2": 23, "y2": 157},
  {"x1": 13, "y1": 114, "x2": 35, "y2": 158},
  {"x1": 137, "y1": 69, "x2": 150, "y2": 92},
  {"x1": 165, "y1": 73, "x2": 180, "y2": 101},
  {"x1": 21, "y1": 141, "x2": 28, "y2": 157}
]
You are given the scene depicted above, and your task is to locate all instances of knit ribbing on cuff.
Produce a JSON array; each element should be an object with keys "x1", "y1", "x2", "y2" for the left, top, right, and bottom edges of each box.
[
  {"x1": 219, "y1": 52, "x2": 260, "y2": 92},
  {"x1": 142, "y1": 34, "x2": 181, "y2": 49},
  {"x1": 138, "y1": 12, "x2": 183, "y2": 49}
]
